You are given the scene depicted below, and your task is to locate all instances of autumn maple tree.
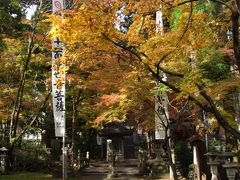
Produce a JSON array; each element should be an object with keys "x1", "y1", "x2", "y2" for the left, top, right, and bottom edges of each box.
[
  {"x1": 0, "y1": 0, "x2": 55, "y2": 167},
  {"x1": 48, "y1": 0, "x2": 240, "y2": 142}
]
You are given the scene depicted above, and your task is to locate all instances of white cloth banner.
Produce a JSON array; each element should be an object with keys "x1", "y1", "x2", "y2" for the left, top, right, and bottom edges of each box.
[
  {"x1": 155, "y1": 90, "x2": 168, "y2": 140},
  {"x1": 52, "y1": 38, "x2": 65, "y2": 137},
  {"x1": 155, "y1": 9, "x2": 167, "y2": 140},
  {"x1": 156, "y1": 10, "x2": 164, "y2": 35},
  {"x1": 155, "y1": 73, "x2": 168, "y2": 140},
  {"x1": 52, "y1": 0, "x2": 65, "y2": 137}
]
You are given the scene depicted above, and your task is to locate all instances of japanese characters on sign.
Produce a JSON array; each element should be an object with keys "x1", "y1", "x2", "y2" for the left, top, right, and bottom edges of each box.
[
  {"x1": 52, "y1": 37, "x2": 65, "y2": 137},
  {"x1": 52, "y1": 0, "x2": 65, "y2": 137},
  {"x1": 155, "y1": 8, "x2": 167, "y2": 140},
  {"x1": 155, "y1": 90, "x2": 168, "y2": 140}
]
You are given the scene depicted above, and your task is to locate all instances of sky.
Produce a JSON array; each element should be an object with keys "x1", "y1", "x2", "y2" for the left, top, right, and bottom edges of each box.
[{"x1": 26, "y1": 5, "x2": 37, "y2": 20}]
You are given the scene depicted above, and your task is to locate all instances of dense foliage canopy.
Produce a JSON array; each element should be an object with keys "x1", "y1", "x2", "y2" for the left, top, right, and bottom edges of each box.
[{"x1": 48, "y1": 0, "x2": 240, "y2": 139}]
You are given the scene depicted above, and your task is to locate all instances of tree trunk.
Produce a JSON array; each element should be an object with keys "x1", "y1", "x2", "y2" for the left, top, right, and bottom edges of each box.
[
  {"x1": 166, "y1": 138, "x2": 178, "y2": 180},
  {"x1": 71, "y1": 96, "x2": 76, "y2": 167},
  {"x1": 9, "y1": 5, "x2": 40, "y2": 141},
  {"x1": 232, "y1": 1, "x2": 240, "y2": 71},
  {"x1": 71, "y1": 89, "x2": 83, "y2": 167}
]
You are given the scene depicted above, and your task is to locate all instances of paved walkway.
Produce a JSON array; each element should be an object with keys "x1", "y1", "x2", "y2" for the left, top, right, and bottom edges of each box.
[{"x1": 78, "y1": 159, "x2": 170, "y2": 180}]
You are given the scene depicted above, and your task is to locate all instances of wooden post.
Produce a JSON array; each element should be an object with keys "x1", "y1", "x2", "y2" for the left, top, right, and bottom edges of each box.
[{"x1": 62, "y1": 133, "x2": 67, "y2": 180}]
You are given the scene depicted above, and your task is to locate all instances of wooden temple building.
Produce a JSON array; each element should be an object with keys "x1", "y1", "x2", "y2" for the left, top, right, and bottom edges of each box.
[{"x1": 98, "y1": 122, "x2": 137, "y2": 161}]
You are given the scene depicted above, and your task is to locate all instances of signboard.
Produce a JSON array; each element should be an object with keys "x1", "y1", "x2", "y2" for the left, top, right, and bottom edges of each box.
[
  {"x1": 53, "y1": 0, "x2": 64, "y2": 13},
  {"x1": 52, "y1": 0, "x2": 65, "y2": 137}
]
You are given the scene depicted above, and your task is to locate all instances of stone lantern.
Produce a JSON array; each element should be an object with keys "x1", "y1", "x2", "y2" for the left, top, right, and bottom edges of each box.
[
  {"x1": 207, "y1": 161, "x2": 220, "y2": 180},
  {"x1": 0, "y1": 147, "x2": 7, "y2": 173},
  {"x1": 222, "y1": 163, "x2": 240, "y2": 180}
]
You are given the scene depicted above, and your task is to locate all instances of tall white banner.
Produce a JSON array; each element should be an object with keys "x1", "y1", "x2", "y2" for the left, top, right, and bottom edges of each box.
[
  {"x1": 155, "y1": 8, "x2": 166, "y2": 140},
  {"x1": 52, "y1": 0, "x2": 65, "y2": 137}
]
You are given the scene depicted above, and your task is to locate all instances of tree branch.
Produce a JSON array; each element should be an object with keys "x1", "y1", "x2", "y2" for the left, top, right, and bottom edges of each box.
[
  {"x1": 11, "y1": 90, "x2": 51, "y2": 146},
  {"x1": 210, "y1": 0, "x2": 232, "y2": 10},
  {"x1": 101, "y1": 33, "x2": 142, "y2": 61},
  {"x1": 195, "y1": 83, "x2": 240, "y2": 139},
  {"x1": 101, "y1": 29, "x2": 239, "y2": 139},
  {"x1": 156, "y1": 65, "x2": 184, "y2": 77}
]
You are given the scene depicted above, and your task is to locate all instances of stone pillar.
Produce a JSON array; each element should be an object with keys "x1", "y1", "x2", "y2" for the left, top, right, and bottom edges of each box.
[
  {"x1": 121, "y1": 138, "x2": 124, "y2": 160},
  {"x1": 0, "y1": 155, "x2": 6, "y2": 173},
  {"x1": 208, "y1": 162, "x2": 220, "y2": 180},
  {"x1": 77, "y1": 150, "x2": 81, "y2": 168},
  {"x1": 0, "y1": 147, "x2": 7, "y2": 174},
  {"x1": 106, "y1": 139, "x2": 112, "y2": 162},
  {"x1": 86, "y1": 151, "x2": 89, "y2": 166},
  {"x1": 169, "y1": 148, "x2": 175, "y2": 180},
  {"x1": 193, "y1": 145, "x2": 201, "y2": 180},
  {"x1": 106, "y1": 139, "x2": 115, "y2": 178}
]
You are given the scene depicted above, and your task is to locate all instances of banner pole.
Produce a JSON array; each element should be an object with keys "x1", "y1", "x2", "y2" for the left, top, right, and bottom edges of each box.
[
  {"x1": 63, "y1": 133, "x2": 66, "y2": 179},
  {"x1": 52, "y1": 0, "x2": 66, "y2": 179}
]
